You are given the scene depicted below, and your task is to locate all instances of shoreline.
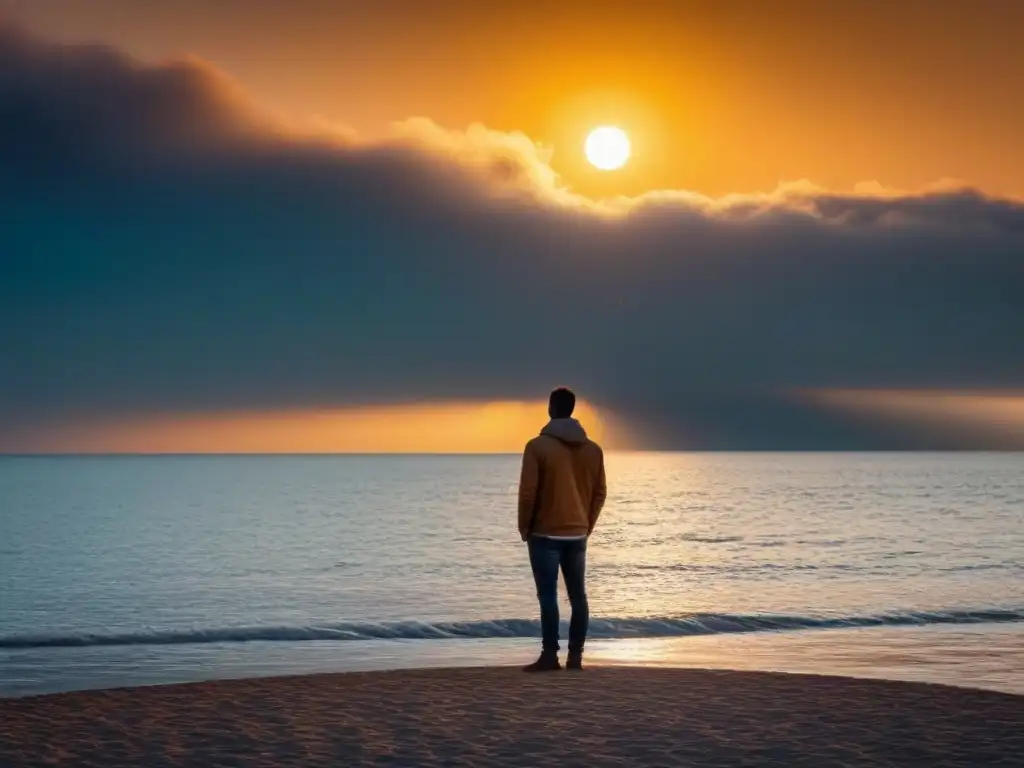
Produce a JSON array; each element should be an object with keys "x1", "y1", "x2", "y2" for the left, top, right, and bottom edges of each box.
[
  {"x1": 2, "y1": 666, "x2": 1021, "y2": 767},
  {"x1": 5, "y1": 622, "x2": 1023, "y2": 699},
  {"x1": 6, "y1": 663, "x2": 1024, "y2": 703}
]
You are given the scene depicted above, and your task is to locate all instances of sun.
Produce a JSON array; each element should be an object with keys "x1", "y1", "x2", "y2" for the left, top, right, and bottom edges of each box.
[{"x1": 585, "y1": 126, "x2": 631, "y2": 171}]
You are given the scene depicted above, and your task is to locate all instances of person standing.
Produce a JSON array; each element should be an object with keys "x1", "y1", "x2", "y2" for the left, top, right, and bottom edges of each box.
[{"x1": 518, "y1": 387, "x2": 607, "y2": 671}]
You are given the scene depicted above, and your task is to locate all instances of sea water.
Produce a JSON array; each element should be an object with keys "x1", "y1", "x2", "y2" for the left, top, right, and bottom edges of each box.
[{"x1": 2, "y1": 453, "x2": 1022, "y2": 696}]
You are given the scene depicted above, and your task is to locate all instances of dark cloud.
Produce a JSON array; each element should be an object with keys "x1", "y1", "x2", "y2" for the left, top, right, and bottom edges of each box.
[{"x1": 2, "y1": 22, "x2": 1023, "y2": 449}]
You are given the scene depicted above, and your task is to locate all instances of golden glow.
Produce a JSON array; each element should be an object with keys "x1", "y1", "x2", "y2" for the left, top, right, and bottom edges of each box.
[
  {"x1": 7, "y1": 5, "x2": 1024, "y2": 199},
  {"x1": 586, "y1": 629, "x2": 992, "y2": 692},
  {"x1": 585, "y1": 126, "x2": 631, "y2": 171},
  {"x1": 4, "y1": 401, "x2": 630, "y2": 454}
]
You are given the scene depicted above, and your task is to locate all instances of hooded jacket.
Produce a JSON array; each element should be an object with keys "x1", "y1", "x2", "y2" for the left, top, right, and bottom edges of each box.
[{"x1": 518, "y1": 418, "x2": 607, "y2": 540}]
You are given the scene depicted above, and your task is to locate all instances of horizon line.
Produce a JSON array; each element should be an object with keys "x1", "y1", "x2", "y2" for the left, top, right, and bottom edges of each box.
[{"x1": 3, "y1": 449, "x2": 1023, "y2": 458}]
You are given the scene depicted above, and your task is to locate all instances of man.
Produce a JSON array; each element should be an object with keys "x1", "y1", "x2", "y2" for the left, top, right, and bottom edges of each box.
[{"x1": 518, "y1": 387, "x2": 607, "y2": 672}]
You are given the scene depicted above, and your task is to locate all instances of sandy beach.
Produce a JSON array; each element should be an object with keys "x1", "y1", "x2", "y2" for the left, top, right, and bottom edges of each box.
[{"x1": 2, "y1": 667, "x2": 1021, "y2": 767}]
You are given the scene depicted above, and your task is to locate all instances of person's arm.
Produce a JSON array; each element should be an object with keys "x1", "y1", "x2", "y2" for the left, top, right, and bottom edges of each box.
[
  {"x1": 588, "y1": 450, "x2": 607, "y2": 534},
  {"x1": 518, "y1": 442, "x2": 540, "y2": 541}
]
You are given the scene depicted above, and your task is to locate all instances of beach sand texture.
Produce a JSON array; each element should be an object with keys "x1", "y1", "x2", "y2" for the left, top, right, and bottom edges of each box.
[{"x1": 2, "y1": 667, "x2": 1022, "y2": 767}]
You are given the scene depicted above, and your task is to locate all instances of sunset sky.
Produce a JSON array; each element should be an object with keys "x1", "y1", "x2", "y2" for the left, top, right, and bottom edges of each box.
[
  {"x1": 1, "y1": 2, "x2": 1022, "y2": 451},
  {"x1": 6, "y1": 0, "x2": 1023, "y2": 200}
]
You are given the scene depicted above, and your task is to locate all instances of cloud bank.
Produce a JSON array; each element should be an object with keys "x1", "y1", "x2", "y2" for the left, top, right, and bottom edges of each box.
[{"x1": 2, "y1": 21, "x2": 1023, "y2": 449}]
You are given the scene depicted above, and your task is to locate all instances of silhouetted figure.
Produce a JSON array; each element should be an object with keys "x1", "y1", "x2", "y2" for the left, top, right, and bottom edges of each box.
[{"x1": 518, "y1": 387, "x2": 607, "y2": 672}]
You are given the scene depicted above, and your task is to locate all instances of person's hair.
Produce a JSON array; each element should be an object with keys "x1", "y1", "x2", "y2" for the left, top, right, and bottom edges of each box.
[{"x1": 548, "y1": 387, "x2": 576, "y2": 419}]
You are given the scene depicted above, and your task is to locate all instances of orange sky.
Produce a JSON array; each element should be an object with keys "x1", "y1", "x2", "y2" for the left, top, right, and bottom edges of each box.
[
  {"x1": 3, "y1": 2, "x2": 1023, "y2": 453},
  {"x1": 4, "y1": 0, "x2": 1023, "y2": 199},
  {"x1": 9, "y1": 393, "x2": 1024, "y2": 454},
  {"x1": 3, "y1": 402, "x2": 627, "y2": 454}
]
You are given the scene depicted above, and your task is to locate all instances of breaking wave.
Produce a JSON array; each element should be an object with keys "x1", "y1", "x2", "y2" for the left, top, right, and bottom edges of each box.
[{"x1": 2, "y1": 608, "x2": 1021, "y2": 650}]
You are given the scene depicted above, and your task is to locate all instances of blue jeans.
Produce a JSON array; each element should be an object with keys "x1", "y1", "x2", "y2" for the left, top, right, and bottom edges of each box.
[{"x1": 528, "y1": 536, "x2": 589, "y2": 654}]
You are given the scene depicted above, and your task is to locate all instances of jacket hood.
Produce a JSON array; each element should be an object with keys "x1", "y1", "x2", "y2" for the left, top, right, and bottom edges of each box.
[{"x1": 540, "y1": 418, "x2": 589, "y2": 445}]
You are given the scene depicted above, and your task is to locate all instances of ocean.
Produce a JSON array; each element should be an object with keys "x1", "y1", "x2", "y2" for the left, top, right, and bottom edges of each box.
[{"x1": 2, "y1": 453, "x2": 1022, "y2": 697}]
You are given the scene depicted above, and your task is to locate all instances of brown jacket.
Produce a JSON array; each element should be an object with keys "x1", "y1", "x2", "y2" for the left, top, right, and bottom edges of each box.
[{"x1": 518, "y1": 418, "x2": 607, "y2": 540}]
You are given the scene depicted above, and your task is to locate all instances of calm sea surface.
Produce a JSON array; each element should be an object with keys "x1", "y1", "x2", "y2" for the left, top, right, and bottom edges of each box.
[{"x1": 2, "y1": 453, "x2": 1022, "y2": 696}]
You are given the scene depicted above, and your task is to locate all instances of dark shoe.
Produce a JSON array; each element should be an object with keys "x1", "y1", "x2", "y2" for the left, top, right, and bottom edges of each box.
[
  {"x1": 523, "y1": 652, "x2": 561, "y2": 673},
  {"x1": 566, "y1": 652, "x2": 583, "y2": 671}
]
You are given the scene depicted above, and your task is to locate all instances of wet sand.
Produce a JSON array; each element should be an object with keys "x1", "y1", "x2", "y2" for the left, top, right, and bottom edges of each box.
[{"x1": 2, "y1": 667, "x2": 1021, "y2": 767}]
